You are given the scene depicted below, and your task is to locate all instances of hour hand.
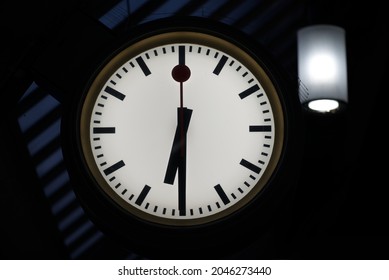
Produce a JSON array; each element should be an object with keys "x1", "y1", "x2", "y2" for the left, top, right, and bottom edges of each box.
[{"x1": 164, "y1": 107, "x2": 192, "y2": 185}]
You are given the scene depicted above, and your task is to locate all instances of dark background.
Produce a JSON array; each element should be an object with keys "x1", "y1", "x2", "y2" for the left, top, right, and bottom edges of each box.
[{"x1": 1, "y1": 0, "x2": 388, "y2": 259}]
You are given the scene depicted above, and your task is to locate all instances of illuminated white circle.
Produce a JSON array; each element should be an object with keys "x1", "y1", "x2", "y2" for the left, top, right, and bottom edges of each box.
[{"x1": 308, "y1": 99, "x2": 339, "y2": 113}]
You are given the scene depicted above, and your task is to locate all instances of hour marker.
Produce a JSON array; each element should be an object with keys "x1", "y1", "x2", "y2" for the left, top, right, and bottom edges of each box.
[
  {"x1": 249, "y1": 125, "x2": 272, "y2": 132},
  {"x1": 240, "y1": 159, "x2": 261, "y2": 174},
  {"x1": 135, "y1": 56, "x2": 151, "y2": 76},
  {"x1": 103, "y1": 160, "x2": 125, "y2": 176},
  {"x1": 93, "y1": 127, "x2": 115, "y2": 134},
  {"x1": 135, "y1": 185, "x2": 151, "y2": 206},
  {"x1": 104, "y1": 86, "x2": 126, "y2": 101},
  {"x1": 214, "y1": 184, "x2": 230, "y2": 205},
  {"x1": 179, "y1": 45, "x2": 185, "y2": 65},
  {"x1": 239, "y1": 84, "x2": 260, "y2": 99},
  {"x1": 213, "y1": 55, "x2": 228, "y2": 75}
]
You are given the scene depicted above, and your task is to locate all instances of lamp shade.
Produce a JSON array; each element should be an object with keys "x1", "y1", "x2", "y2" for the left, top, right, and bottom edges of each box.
[{"x1": 297, "y1": 25, "x2": 348, "y2": 113}]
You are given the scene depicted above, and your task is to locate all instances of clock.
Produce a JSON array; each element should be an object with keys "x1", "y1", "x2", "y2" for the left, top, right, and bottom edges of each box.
[{"x1": 62, "y1": 17, "x2": 302, "y2": 258}]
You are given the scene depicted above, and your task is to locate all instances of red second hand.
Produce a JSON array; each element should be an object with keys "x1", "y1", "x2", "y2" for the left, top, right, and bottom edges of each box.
[
  {"x1": 179, "y1": 81, "x2": 184, "y2": 157},
  {"x1": 172, "y1": 64, "x2": 191, "y2": 157}
]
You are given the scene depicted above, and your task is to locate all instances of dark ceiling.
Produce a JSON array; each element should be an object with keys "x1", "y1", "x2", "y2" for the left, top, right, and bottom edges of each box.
[{"x1": 1, "y1": 0, "x2": 388, "y2": 260}]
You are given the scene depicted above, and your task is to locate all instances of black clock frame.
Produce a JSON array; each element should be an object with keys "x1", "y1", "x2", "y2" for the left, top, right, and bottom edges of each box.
[{"x1": 61, "y1": 16, "x2": 303, "y2": 259}]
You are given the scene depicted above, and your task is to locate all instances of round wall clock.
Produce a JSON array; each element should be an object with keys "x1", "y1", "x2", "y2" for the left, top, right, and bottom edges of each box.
[{"x1": 62, "y1": 17, "x2": 302, "y2": 258}]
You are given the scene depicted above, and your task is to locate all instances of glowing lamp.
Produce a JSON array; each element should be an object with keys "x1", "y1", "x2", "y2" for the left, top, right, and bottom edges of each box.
[{"x1": 297, "y1": 25, "x2": 348, "y2": 113}]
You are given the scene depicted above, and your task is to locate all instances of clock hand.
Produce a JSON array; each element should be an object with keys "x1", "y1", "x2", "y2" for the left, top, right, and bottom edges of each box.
[
  {"x1": 177, "y1": 108, "x2": 192, "y2": 216},
  {"x1": 164, "y1": 55, "x2": 192, "y2": 216},
  {"x1": 164, "y1": 108, "x2": 192, "y2": 185},
  {"x1": 164, "y1": 61, "x2": 192, "y2": 184}
]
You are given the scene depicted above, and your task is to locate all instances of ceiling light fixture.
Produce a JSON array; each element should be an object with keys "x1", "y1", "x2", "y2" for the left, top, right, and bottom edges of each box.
[{"x1": 297, "y1": 25, "x2": 348, "y2": 113}]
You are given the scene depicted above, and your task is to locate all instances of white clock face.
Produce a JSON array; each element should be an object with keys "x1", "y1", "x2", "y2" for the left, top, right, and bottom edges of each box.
[{"x1": 80, "y1": 32, "x2": 284, "y2": 225}]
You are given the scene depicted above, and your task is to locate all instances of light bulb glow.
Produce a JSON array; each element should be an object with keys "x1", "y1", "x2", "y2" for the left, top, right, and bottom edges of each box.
[
  {"x1": 307, "y1": 99, "x2": 339, "y2": 113},
  {"x1": 307, "y1": 53, "x2": 337, "y2": 83}
]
